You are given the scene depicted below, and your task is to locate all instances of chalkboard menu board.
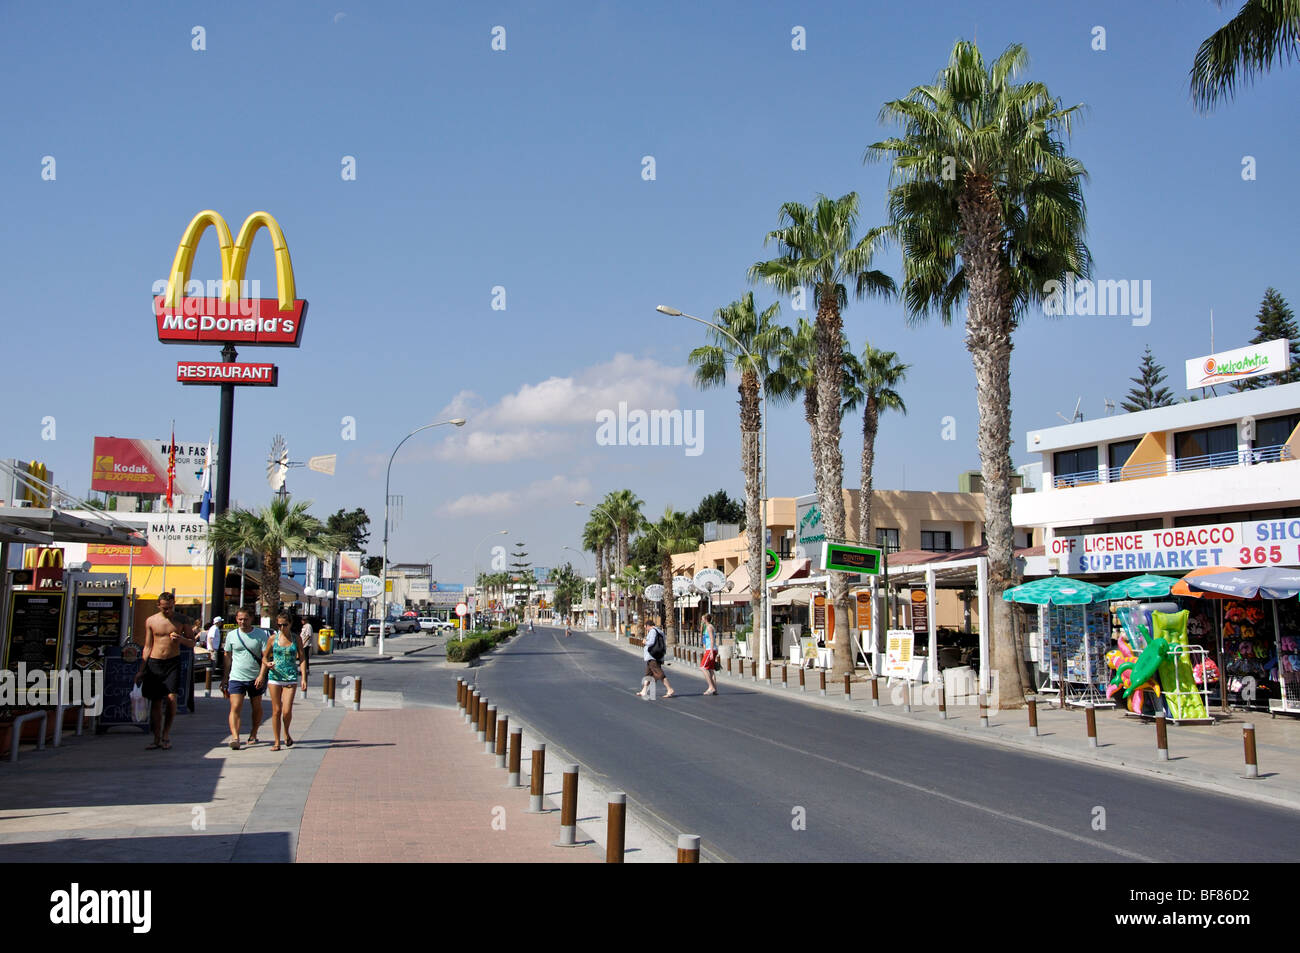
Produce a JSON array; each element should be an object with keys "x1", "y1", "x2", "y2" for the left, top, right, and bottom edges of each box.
[
  {"x1": 5, "y1": 592, "x2": 65, "y2": 670},
  {"x1": 98, "y1": 645, "x2": 193, "y2": 729}
]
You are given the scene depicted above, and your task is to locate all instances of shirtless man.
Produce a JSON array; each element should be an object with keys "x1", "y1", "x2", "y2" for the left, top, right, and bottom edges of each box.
[{"x1": 135, "y1": 592, "x2": 198, "y2": 750}]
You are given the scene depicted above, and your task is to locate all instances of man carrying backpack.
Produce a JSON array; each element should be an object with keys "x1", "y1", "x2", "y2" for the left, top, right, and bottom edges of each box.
[{"x1": 635, "y1": 615, "x2": 674, "y2": 699}]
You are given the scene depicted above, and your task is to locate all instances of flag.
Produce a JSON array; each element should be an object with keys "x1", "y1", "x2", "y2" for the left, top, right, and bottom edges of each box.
[
  {"x1": 199, "y1": 436, "x2": 213, "y2": 522},
  {"x1": 165, "y1": 423, "x2": 176, "y2": 510}
]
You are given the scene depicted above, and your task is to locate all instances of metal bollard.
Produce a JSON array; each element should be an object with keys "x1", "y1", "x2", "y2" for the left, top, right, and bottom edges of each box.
[
  {"x1": 484, "y1": 705, "x2": 497, "y2": 753},
  {"x1": 527, "y1": 744, "x2": 547, "y2": 812},
  {"x1": 819, "y1": 670, "x2": 826, "y2": 697},
  {"x1": 782, "y1": 664, "x2": 788, "y2": 688},
  {"x1": 322, "y1": 671, "x2": 330, "y2": 702},
  {"x1": 726, "y1": 656, "x2": 732, "y2": 675},
  {"x1": 1243, "y1": 723, "x2": 1259, "y2": 779},
  {"x1": 798, "y1": 666, "x2": 806, "y2": 693},
  {"x1": 677, "y1": 834, "x2": 700, "y2": 863},
  {"x1": 979, "y1": 693, "x2": 989, "y2": 727},
  {"x1": 507, "y1": 729, "x2": 523, "y2": 787},
  {"x1": 903, "y1": 680, "x2": 912, "y2": 712},
  {"x1": 607, "y1": 793, "x2": 626, "y2": 863},
  {"x1": 1028, "y1": 697, "x2": 1039, "y2": 736},
  {"x1": 469, "y1": 690, "x2": 480, "y2": 727},
  {"x1": 1155, "y1": 714, "x2": 1169, "y2": 761},
  {"x1": 353, "y1": 677, "x2": 363, "y2": 712},
  {"x1": 456, "y1": 677, "x2": 464, "y2": 708},
  {"x1": 1085, "y1": 705, "x2": 1098, "y2": 748},
  {"x1": 870, "y1": 676, "x2": 879, "y2": 707},
  {"x1": 554, "y1": 764, "x2": 579, "y2": 847},
  {"x1": 476, "y1": 696, "x2": 488, "y2": 743},
  {"x1": 205, "y1": 666, "x2": 212, "y2": 699},
  {"x1": 327, "y1": 673, "x2": 336, "y2": 708},
  {"x1": 938, "y1": 684, "x2": 947, "y2": 720},
  {"x1": 495, "y1": 714, "x2": 508, "y2": 767},
  {"x1": 765, "y1": 662, "x2": 771, "y2": 685},
  {"x1": 844, "y1": 673, "x2": 852, "y2": 700}
]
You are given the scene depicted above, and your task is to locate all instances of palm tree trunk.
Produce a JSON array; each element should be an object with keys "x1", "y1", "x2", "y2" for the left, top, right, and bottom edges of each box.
[
  {"x1": 813, "y1": 297, "x2": 852, "y2": 677},
  {"x1": 661, "y1": 551, "x2": 676, "y2": 646},
  {"x1": 594, "y1": 547, "x2": 604, "y2": 629},
  {"x1": 960, "y1": 173, "x2": 1027, "y2": 708},
  {"x1": 859, "y1": 398, "x2": 879, "y2": 546},
  {"x1": 262, "y1": 548, "x2": 279, "y2": 623},
  {"x1": 739, "y1": 370, "x2": 764, "y2": 665}
]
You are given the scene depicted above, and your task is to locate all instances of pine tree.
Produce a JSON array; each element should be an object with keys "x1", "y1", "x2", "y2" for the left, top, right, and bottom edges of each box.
[
  {"x1": 1121, "y1": 346, "x2": 1175, "y2": 412},
  {"x1": 1235, "y1": 288, "x2": 1300, "y2": 391}
]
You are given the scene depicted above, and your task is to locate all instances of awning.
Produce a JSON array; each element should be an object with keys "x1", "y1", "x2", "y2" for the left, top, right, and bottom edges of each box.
[
  {"x1": 0, "y1": 507, "x2": 145, "y2": 546},
  {"x1": 231, "y1": 569, "x2": 307, "y2": 600},
  {"x1": 0, "y1": 522, "x2": 55, "y2": 545},
  {"x1": 770, "y1": 584, "x2": 822, "y2": 607}
]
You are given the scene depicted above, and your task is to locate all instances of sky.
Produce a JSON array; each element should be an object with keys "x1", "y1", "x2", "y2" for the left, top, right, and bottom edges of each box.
[{"x1": 2, "y1": 1, "x2": 1298, "y2": 582}]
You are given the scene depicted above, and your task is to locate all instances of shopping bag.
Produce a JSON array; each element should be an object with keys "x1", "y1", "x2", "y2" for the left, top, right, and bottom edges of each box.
[
  {"x1": 700, "y1": 649, "x2": 716, "y2": 671},
  {"x1": 129, "y1": 684, "x2": 149, "y2": 723}
]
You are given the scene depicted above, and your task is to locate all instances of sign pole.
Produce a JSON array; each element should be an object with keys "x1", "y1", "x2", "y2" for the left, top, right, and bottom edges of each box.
[{"x1": 211, "y1": 343, "x2": 237, "y2": 620}]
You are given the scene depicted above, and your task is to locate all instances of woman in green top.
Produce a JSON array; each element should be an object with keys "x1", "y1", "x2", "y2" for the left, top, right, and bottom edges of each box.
[{"x1": 262, "y1": 610, "x2": 307, "y2": 751}]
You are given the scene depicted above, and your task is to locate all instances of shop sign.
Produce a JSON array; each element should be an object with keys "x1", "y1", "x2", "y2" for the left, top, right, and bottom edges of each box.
[
  {"x1": 692, "y1": 568, "x2": 727, "y2": 593},
  {"x1": 823, "y1": 541, "x2": 881, "y2": 575},
  {"x1": 177, "y1": 361, "x2": 278, "y2": 385},
  {"x1": 91, "y1": 436, "x2": 207, "y2": 495},
  {"x1": 1051, "y1": 519, "x2": 1300, "y2": 573},
  {"x1": 153, "y1": 210, "x2": 307, "y2": 347},
  {"x1": 1184, "y1": 339, "x2": 1290, "y2": 389},
  {"x1": 337, "y1": 582, "x2": 362, "y2": 598},
  {"x1": 910, "y1": 588, "x2": 929, "y2": 635},
  {"x1": 358, "y1": 575, "x2": 382, "y2": 598},
  {"x1": 338, "y1": 552, "x2": 362, "y2": 581},
  {"x1": 765, "y1": 548, "x2": 780, "y2": 580},
  {"x1": 855, "y1": 591, "x2": 873, "y2": 631},
  {"x1": 795, "y1": 498, "x2": 826, "y2": 569}
]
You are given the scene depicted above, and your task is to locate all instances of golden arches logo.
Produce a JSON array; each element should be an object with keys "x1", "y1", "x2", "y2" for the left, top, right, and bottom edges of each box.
[{"x1": 164, "y1": 210, "x2": 297, "y2": 311}]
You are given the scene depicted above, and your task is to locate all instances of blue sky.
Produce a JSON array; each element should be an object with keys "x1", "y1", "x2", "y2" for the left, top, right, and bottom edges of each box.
[{"x1": 2, "y1": 1, "x2": 1297, "y2": 580}]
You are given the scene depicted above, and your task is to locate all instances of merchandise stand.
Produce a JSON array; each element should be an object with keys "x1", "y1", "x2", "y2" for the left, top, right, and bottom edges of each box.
[
  {"x1": 1047, "y1": 602, "x2": 1113, "y2": 709},
  {"x1": 1270, "y1": 600, "x2": 1300, "y2": 717},
  {"x1": 1119, "y1": 643, "x2": 1216, "y2": 725}
]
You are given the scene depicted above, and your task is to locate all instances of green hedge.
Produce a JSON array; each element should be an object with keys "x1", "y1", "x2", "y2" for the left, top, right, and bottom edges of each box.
[{"x1": 445, "y1": 625, "x2": 517, "y2": 662}]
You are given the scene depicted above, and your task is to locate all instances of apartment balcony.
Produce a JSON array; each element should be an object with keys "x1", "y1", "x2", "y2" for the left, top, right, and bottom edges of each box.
[{"x1": 1013, "y1": 446, "x2": 1300, "y2": 528}]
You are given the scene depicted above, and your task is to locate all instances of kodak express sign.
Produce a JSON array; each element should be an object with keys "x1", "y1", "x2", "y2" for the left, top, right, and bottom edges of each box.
[{"x1": 153, "y1": 210, "x2": 307, "y2": 347}]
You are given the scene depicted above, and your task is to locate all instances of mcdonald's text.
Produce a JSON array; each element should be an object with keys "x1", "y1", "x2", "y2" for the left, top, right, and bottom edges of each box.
[{"x1": 154, "y1": 297, "x2": 306, "y2": 346}]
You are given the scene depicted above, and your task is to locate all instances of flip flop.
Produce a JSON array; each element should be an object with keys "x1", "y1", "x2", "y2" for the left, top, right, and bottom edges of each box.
[
  {"x1": 230, "y1": 740, "x2": 241, "y2": 750},
  {"x1": 270, "y1": 744, "x2": 281, "y2": 751},
  {"x1": 285, "y1": 736, "x2": 294, "y2": 748},
  {"x1": 161, "y1": 740, "x2": 172, "y2": 749},
  {"x1": 147, "y1": 742, "x2": 163, "y2": 750}
]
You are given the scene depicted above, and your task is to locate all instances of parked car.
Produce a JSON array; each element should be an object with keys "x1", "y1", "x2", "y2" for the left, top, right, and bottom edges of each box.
[
  {"x1": 366, "y1": 616, "x2": 419, "y2": 636},
  {"x1": 418, "y1": 616, "x2": 437, "y2": 631}
]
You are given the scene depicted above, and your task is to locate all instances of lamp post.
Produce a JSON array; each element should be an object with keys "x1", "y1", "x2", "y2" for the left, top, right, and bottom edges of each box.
[
  {"x1": 574, "y1": 501, "x2": 622, "y2": 636},
  {"x1": 656, "y1": 305, "x2": 769, "y2": 674},
  {"x1": 378, "y1": 417, "x2": 467, "y2": 655}
]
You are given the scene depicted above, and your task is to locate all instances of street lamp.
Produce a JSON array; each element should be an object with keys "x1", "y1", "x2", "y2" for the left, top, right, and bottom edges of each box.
[
  {"x1": 575, "y1": 501, "x2": 622, "y2": 636},
  {"x1": 378, "y1": 417, "x2": 467, "y2": 655},
  {"x1": 656, "y1": 304, "x2": 770, "y2": 674}
]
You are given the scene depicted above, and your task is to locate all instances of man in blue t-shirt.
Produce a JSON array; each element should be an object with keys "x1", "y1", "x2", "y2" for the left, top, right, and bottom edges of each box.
[{"x1": 221, "y1": 607, "x2": 269, "y2": 750}]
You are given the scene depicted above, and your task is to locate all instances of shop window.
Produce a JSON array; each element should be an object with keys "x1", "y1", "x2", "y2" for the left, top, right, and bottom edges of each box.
[
  {"x1": 876, "y1": 528, "x2": 900, "y2": 554},
  {"x1": 1174, "y1": 424, "x2": 1238, "y2": 469},
  {"x1": 1053, "y1": 447, "x2": 1098, "y2": 486},
  {"x1": 921, "y1": 530, "x2": 952, "y2": 552}
]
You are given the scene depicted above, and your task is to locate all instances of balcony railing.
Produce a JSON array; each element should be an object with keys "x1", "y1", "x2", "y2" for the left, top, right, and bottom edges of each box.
[{"x1": 1052, "y1": 443, "x2": 1294, "y2": 489}]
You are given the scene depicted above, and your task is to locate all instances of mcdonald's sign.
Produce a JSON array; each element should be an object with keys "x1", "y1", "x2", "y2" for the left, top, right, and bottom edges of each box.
[
  {"x1": 153, "y1": 210, "x2": 307, "y2": 346},
  {"x1": 10, "y1": 460, "x2": 52, "y2": 508},
  {"x1": 24, "y1": 546, "x2": 64, "y2": 590}
]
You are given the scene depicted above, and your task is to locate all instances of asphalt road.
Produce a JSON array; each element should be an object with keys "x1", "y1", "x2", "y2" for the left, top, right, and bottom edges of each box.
[{"x1": 460, "y1": 625, "x2": 1299, "y2": 863}]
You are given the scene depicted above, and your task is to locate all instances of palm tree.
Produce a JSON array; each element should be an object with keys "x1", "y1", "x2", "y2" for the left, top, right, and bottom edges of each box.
[
  {"x1": 207, "y1": 496, "x2": 345, "y2": 621},
  {"x1": 843, "y1": 344, "x2": 909, "y2": 548},
  {"x1": 867, "y1": 40, "x2": 1091, "y2": 706},
  {"x1": 582, "y1": 517, "x2": 614, "y2": 629},
  {"x1": 1190, "y1": 1, "x2": 1300, "y2": 111},
  {"x1": 602, "y1": 489, "x2": 644, "y2": 631},
  {"x1": 551, "y1": 563, "x2": 584, "y2": 619},
  {"x1": 688, "y1": 292, "x2": 784, "y2": 655},
  {"x1": 649, "y1": 507, "x2": 701, "y2": 647},
  {"x1": 751, "y1": 193, "x2": 895, "y2": 677}
]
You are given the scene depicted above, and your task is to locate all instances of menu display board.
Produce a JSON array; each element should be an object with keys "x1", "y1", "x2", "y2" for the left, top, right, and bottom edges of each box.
[
  {"x1": 5, "y1": 592, "x2": 65, "y2": 670},
  {"x1": 70, "y1": 594, "x2": 124, "y2": 674},
  {"x1": 910, "y1": 588, "x2": 929, "y2": 635}
]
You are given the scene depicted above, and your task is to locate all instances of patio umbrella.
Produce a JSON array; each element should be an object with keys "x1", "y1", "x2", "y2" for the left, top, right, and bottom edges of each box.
[
  {"x1": 1099, "y1": 573, "x2": 1180, "y2": 601},
  {"x1": 1186, "y1": 566, "x2": 1300, "y2": 600},
  {"x1": 1002, "y1": 576, "x2": 1105, "y2": 605},
  {"x1": 1171, "y1": 566, "x2": 1239, "y2": 599}
]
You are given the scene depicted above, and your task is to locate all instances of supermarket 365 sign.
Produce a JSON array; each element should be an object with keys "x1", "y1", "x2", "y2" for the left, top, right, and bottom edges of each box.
[{"x1": 1051, "y1": 518, "x2": 1300, "y2": 573}]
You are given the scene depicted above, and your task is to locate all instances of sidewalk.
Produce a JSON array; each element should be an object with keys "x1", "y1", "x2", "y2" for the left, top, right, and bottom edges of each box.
[
  {"x1": 0, "y1": 681, "x2": 599, "y2": 862},
  {"x1": 593, "y1": 628, "x2": 1300, "y2": 812}
]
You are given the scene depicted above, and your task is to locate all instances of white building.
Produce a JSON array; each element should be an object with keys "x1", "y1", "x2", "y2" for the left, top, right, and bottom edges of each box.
[{"x1": 1013, "y1": 381, "x2": 1300, "y2": 572}]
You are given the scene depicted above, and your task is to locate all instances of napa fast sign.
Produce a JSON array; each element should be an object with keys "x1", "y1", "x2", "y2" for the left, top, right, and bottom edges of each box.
[
  {"x1": 1050, "y1": 518, "x2": 1300, "y2": 573},
  {"x1": 1185, "y1": 339, "x2": 1290, "y2": 389},
  {"x1": 153, "y1": 210, "x2": 306, "y2": 387}
]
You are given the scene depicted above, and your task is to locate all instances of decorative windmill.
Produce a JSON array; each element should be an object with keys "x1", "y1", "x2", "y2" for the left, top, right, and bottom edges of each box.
[{"x1": 266, "y1": 434, "x2": 337, "y2": 499}]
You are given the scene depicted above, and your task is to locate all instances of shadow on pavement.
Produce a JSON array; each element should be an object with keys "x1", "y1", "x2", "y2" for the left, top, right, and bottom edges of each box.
[{"x1": 0, "y1": 830, "x2": 292, "y2": 863}]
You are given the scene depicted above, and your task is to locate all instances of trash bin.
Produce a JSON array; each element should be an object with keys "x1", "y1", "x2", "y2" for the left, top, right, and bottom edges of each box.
[{"x1": 318, "y1": 627, "x2": 334, "y2": 655}]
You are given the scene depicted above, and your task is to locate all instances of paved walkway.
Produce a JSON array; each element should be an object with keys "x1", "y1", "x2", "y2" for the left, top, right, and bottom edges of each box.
[
  {"x1": 594, "y1": 628, "x2": 1300, "y2": 812},
  {"x1": 296, "y1": 708, "x2": 599, "y2": 863}
]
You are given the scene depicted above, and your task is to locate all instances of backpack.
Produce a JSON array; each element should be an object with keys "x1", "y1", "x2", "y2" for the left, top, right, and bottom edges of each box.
[{"x1": 648, "y1": 627, "x2": 666, "y2": 661}]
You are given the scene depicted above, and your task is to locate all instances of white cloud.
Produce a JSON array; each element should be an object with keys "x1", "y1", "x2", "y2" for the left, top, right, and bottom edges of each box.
[
  {"x1": 433, "y1": 354, "x2": 691, "y2": 464},
  {"x1": 439, "y1": 474, "x2": 591, "y2": 518}
]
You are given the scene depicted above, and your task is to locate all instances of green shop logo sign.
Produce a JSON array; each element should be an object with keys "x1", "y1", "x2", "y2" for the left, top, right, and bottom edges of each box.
[
  {"x1": 798, "y1": 505, "x2": 824, "y2": 543},
  {"x1": 1204, "y1": 352, "x2": 1270, "y2": 379}
]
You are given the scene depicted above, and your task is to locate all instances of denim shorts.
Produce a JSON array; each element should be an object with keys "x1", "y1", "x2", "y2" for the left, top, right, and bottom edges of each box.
[{"x1": 227, "y1": 679, "x2": 264, "y2": 697}]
